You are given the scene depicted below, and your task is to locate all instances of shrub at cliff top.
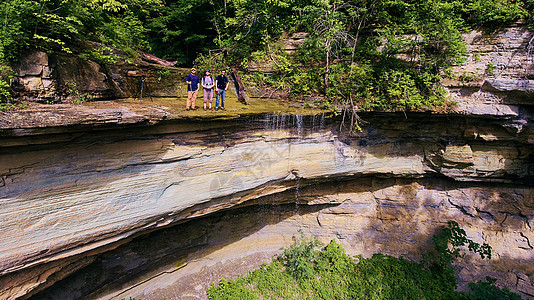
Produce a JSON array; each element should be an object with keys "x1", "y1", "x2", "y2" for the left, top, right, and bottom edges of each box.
[{"x1": 215, "y1": 0, "x2": 532, "y2": 111}]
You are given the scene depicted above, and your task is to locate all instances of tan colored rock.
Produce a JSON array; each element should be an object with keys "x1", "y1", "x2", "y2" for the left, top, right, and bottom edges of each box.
[
  {"x1": 0, "y1": 111, "x2": 532, "y2": 299},
  {"x1": 3, "y1": 27, "x2": 534, "y2": 296},
  {"x1": 463, "y1": 126, "x2": 479, "y2": 139},
  {"x1": 10, "y1": 50, "x2": 196, "y2": 102},
  {"x1": 442, "y1": 145, "x2": 474, "y2": 167},
  {"x1": 77, "y1": 177, "x2": 532, "y2": 300},
  {"x1": 472, "y1": 145, "x2": 520, "y2": 173},
  {"x1": 13, "y1": 51, "x2": 49, "y2": 77},
  {"x1": 0, "y1": 127, "x2": 429, "y2": 279},
  {"x1": 443, "y1": 27, "x2": 534, "y2": 118}
]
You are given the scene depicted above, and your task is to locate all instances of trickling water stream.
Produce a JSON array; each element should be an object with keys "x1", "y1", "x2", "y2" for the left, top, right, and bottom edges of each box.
[{"x1": 259, "y1": 113, "x2": 325, "y2": 133}]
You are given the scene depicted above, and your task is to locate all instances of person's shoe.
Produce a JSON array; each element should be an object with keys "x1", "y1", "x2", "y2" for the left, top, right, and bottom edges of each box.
[
  {"x1": 221, "y1": 107, "x2": 226, "y2": 111},
  {"x1": 186, "y1": 108, "x2": 190, "y2": 111},
  {"x1": 192, "y1": 107, "x2": 197, "y2": 110},
  {"x1": 209, "y1": 107, "x2": 213, "y2": 111},
  {"x1": 203, "y1": 107, "x2": 206, "y2": 111},
  {"x1": 215, "y1": 107, "x2": 219, "y2": 111}
]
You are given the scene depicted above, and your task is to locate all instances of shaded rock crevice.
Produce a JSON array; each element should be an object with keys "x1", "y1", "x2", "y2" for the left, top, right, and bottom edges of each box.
[{"x1": 519, "y1": 232, "x2": 534, "y2": 250}]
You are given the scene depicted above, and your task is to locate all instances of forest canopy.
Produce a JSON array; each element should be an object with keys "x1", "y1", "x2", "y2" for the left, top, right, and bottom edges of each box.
[{"x1": 1, "y1": 0, "x2": 533, "y2": 109}]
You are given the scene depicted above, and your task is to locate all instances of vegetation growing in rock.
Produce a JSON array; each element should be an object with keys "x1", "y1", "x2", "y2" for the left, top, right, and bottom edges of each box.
[
  {"x1": 206, "y1": 222, "x2": 520, "y2": 299},
  {"x1": 63, "y1": 81, "x2": 94, "y2": 105},
  {"x1": 200, "y1": 0, "x2": 533, "y2": 112},
  {"x1": 0, "y1": 64, "x2": 14, "y2": 103},
  {"x1": 0, "y1": 0, "x2": 533, "y2": 108}
]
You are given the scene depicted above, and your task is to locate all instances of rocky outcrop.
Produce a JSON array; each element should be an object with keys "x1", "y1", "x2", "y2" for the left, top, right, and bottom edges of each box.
[
  {"x1": 247, "y1": 32, "x2": 309, "y2": 74},
  {"x1": 12, "y1": 51, "x2": 119, "y2": 101},
  {"x1": 11, "y1": 51, "x2": 57, "y2": 100},
  {"x1": 0, "y1": 111, "x2": 533, "y2": 299},
  {"x1": 10, "y1": 27, "x2": 533, "y2": 108},
  {"x1": 446, "y1": 26, "x2": 534, "y2": 115},
  {"x1": 11, "y1": 49, "x2": 188, "y2": 103},
  {"x1": 23, "y1": 177, "x2": 532, "y2": 300}
]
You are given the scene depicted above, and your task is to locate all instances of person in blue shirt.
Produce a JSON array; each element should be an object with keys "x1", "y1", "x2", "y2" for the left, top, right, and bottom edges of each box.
[
  {"x1": 185, "y1": 68, "x2": 200, "y2": 111},
  {"x1": 215, "y1": 70, "x2": 230, "y2": 111}
]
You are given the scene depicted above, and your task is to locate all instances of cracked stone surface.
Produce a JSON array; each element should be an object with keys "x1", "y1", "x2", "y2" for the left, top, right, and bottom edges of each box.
[{"x1": 1, "y1": 111, "x2": 533, "y2": 299}]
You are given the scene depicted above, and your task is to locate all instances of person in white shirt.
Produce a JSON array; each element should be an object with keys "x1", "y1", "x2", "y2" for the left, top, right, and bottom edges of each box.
[{"x1": 201, "y1": 69, "x2": 215, "y2": 111}]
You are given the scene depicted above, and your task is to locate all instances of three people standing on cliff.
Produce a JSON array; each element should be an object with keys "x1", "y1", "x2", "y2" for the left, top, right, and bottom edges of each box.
[{"x1": 185, "y1": 68, "x2": 229, "y2": 112}]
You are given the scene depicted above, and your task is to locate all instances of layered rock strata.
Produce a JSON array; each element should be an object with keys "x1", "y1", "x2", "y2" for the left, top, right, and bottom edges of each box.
[
  {"x1": 0, "y1": 112, "x2": 532, "y2": 299},
  {"x1": 31, "y1": 178, "x2": 534, "y2": 300}
]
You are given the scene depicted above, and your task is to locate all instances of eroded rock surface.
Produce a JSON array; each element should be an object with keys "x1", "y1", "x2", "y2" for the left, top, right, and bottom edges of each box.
[
  {"x1": 446, "y1": 26, "x2": 534, "y2": 116},
  {"x1": 10, "y1": 49, "x2": 188, "y2": 103},
  {"x1": 0, "y1": 112, "x2": 533, "y2": 299}
]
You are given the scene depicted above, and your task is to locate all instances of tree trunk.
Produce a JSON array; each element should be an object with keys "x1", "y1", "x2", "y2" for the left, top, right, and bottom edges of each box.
[
  {"x1": 325, "y1": 41, "x2": 331, "y2": 93},
  {"x1": 230, "y1": 65, "x2": 247, "y2": 104}
]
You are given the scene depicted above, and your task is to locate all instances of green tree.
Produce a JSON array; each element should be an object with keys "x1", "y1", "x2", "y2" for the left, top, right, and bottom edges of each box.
[
  {"x1": 145, "y1": 0, "x2": 217, "y2": 64},
  {"x1": 0, "y1": 0, "x2": 39, "y2": 60},
  {"x1": 303, "y1": 0, "x2": 356, "y2": 91}
]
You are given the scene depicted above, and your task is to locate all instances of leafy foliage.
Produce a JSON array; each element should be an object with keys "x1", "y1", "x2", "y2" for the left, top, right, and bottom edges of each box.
[
  {"x1": 352, "y1": 253, "x2": 457, "y2": 299},
  {"x1": 207, "y1": 222, "x2": 519, "y2": 300},
  {"x1": 420, "y1": 219, "x2": 492, "y2": 286},
  {"x1": 278, "y1": 234, "x2": 323, "y2": 280},
  {"x1": 0, "y1": 102, "x2": 27, "y2": 111},
  {"x1": 1, "y1": 0, "x2": 533, "y2": 110},
  {"x1": 465, "y1": 277, "x2": 522, "y2": 300},
  {"x1": 144, "y1": 0, "x2": 217, "y2": 64},
  {"x1": 461, "y1": 0, "x2": 528, "y2": 29},
  {"x1": 63, "y1": 81, "x2": 93, "y2": 104},
  {"x1": 1, "y1": 0, "x2": 532, "y2": 65},
  {"x1": 0, "y1": 0, "x2": 162, "y2": 61},
  {"x1": 212, "y1": 0, "x2": 532, "y2": 111},
  {"x1": 432, "y1": 221, "x2": 492, "y2": 261},
  {"x1": 0, "y1": 64, "x2": 14, "y2": 102}
]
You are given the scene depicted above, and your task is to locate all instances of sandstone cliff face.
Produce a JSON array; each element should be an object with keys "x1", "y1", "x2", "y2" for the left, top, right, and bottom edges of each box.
[
  {"x1": 0, "y1": 27, "x2": 532, "y2": 300},
  {"x1": 11, "y1": 50, "x2": 187, "y2": 103},
  {"x1": 446, "y1": 26, "x2": 534, "y2": 118},
  {"x1": 0, "y1": 111, "x2": 533, "y2": 299}
]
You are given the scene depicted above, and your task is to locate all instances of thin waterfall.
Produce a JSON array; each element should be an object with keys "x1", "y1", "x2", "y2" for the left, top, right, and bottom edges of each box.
[
  {"x1": 294, "y1": 171, "x2": 301, "y2": 214},
  {"x1": 294, "y1": 115, "x2": 303, "y2": 136},
  {"x1": 258, "y1": 113, "x2": 325, "y2": 134}
]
